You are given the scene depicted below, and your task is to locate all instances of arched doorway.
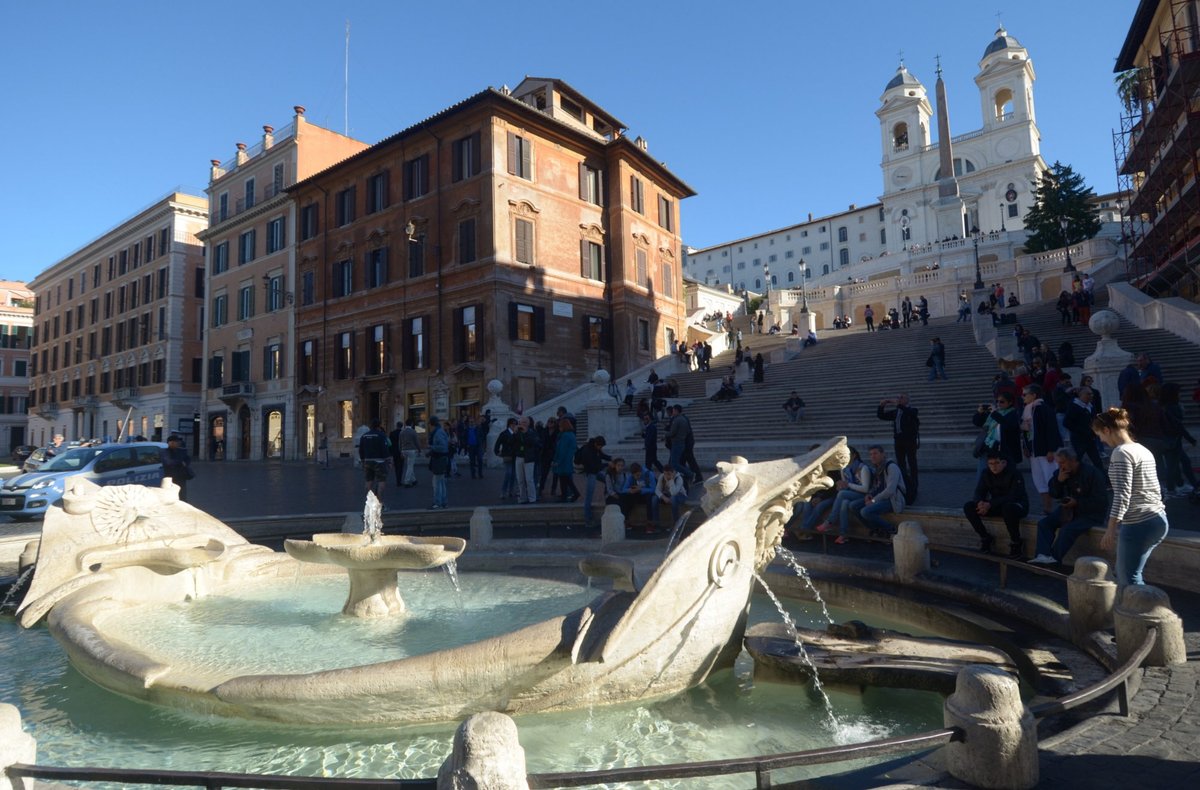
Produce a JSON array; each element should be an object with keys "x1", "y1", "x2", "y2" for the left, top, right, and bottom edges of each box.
[
  {"x1": 209, "y1": 414, "x2": 226, "y2": 460},
  {"x1": 238, "y1": 406, "x2": 252, "y2": 460},
  {"x1": 263, "y1": 407, "x2": 283, "y2": 459}
]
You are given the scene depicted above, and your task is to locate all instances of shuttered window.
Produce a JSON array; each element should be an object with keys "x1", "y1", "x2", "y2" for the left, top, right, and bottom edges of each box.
[
  {"x1": 515, "y1": 219, "x2": 534, "y2": 264},
  {"x1": 657, "y1": 195, "x2": 674, "y2": 231},
  {"x1": 579, "y1": 163, "x2": 603, "y2": 205},
  {"x1": 507, "y1": 132, "x2": 532, "y2": 179},
  {"x1": 452, "y1": 132, "x2": 481, "y2": 182},
  {"x1": 631, "y1": 176, "x2": 644, "y2": 214},
  {"x1": 508, "y1": 303, "x2": 545, "y2": 343},
  {"x1": 636, "y1": 248, "x2": 648, "y2": 288},
  {"x1": 459, "y1": 218, "x2": 477, "y2": 264},
  {"x1": 580, "y1": 240, "x2": 603, "y2": 281}
]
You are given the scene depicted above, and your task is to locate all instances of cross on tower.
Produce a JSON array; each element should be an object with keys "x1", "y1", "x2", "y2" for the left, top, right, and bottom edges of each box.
[
  {"x1": 935, "y1": 54, "x2": 942, "y2": 77},
  {"x1": 897, "y1": 49, "x2": 904, "y2": 67}
]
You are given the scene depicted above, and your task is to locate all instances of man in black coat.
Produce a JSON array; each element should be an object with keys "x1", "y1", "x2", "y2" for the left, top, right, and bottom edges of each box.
[
  {"x1": 1029, "y1": 447, "x2": 1108, "y2": 566},
  {"x1": 877, "y1": 394, "x2": 920, "y2": 504},
  {"x1": 963, "y1": 451, "x2": 1029, "y2": 557}
]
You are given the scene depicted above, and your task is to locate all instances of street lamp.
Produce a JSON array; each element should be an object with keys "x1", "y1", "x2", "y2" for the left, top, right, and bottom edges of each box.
[
  {"x1": 1059, "y1": 216, "x2": 1076, "y2": 273},
  {"x1": 799, "y1": 258, "x2": 809, "y2": 313},
  {"x1": 999, "y1": 202, "x2": 1006, "y2": 233},
  {"x1": 972, "y1": 232, "x2": 985, "y2": 290}
]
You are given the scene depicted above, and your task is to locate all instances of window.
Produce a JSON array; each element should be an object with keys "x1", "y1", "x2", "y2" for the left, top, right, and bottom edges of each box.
[
  {"x1": 211, "y1": 294, "x2": 228, "y2": 327},
  {"x1": 262, "y1": 343, "x2": 283, "y2": 380},
  {"x1": 583, "y1": 315, "x2": 606, "y2": 349},
  {"x1": 366, "y1": 324, "x2": 386, "y2": 375},
  {"x1": 581, "y1": 240, "x2": 603, "y2": 281},
  {"x1": 456, "y1": 305, "x2": 479, "y2": 362},
  {"x1": 769, "y1": 254, "x2": 777, "y2": 262},
  {"x1": 408, "y1": 236, "x2": 425, "y2": 277},
  {"x1": 340, "y1": 401, "x2": 354, "y2": 439},
  {"x1": 819, "y1": 242, "x2": 830, "y2": 251},
  {"x1": 238, "y1": 230, "x2": 256, "y2": 264},
  {"x1": 737, "y1": 261, "x2": 746, "y2": 270},
  {"x1": 238, "y1": 285, "x2": 254, "y2": 320},
  {"x1": 635, "y1": 248, "x2": 648, "y2": 287},
  {"x1": 1008, "y1": 203, "x2": 1019, "y2": 218},
  {"x1": 785, "y1": 250, "x2": 795, "y2": 259},
  {"x1": 822, "y1": 264, "x2": 830, "y2": 275},
  {"x1": 366, "y1": 247, "x2": 389, "y2": 288},
  {"x1": 452, "y1": 132, "x2": 481, "y2": 181},
  {"x1": 218, "y1": 193, "x2": 228, "y2": 221},
  {"x1": 300, "y1": 204, "x2": 320, "y2": 240},
  {"x1": 364, "y1": 170, "x2": 388, "y2": 212},
  {"x1": 404, "y1": 154, "x2": 429, "y2": 200},
  {"x1": 301, "y1": 271, "x2": 315, "y2": 305},
  {"x1": 507, "y1": 132, "x2": 532, "y2": 179},
  {"x1": 631, "y1": 175, "x2": 644, "y2": 214},
  {"x1": 335, "y1": 186, "x2": 356, "y2": 226},
  {"x1": 157, "y1": 267, "x2": 167, "y2": 299},
  {"x1": 244, "y1": 178, "x2": 255, "y2": 210},
  {"x1": 266, "y1": 274, "x2": 284, "y2": 311},
  {"x1": 195, "y1": 267, "x2": 205, "y2": 298},
  {"x1": 140, "y1": 312, "x2": 150, "y2": 345},
  {"x1": 458, "y1": 218, "x2": 477, "y2": 264},
  {"x1": 335, "y1": 331, "x2": 354, "y2": 378},
  {"x1": 837, "y1": 227, "x2": 848, "y2": 243},
  {"x1": 637, "y1": 318, "x2": 650, "y2": 351},
  {"x1": 208, "y1": 355, "x2": 224, "y2": 388},
  {"x1": 892, "y1": 121, "x2": 909, "y2": 150},
  {"x1": 333, "y1": 260, "x2": 353, "y2": 297},
  {"x1": 273, "y1": 162, "x2": 285, "y2": 193},
  {"x1": 266, "y1": 216, "x2": 286, "y2": 254},
  {"x1": 119, "y1": 249, "x2": 128, "y2": 275},
  {"x1": 880, "y1": 228, "x2": 887, "y2": 244},
  {"x1": 787, "y1": 272, "x2": 795, "y2": 282},
  {"x1": 509, "y1": 303, "x2": 545, "y2": 342},
  {"x1": 839, "y1": 248, "x2": 850, "y2": 266},
  {"x1": 514, "y1": 219, "x2": 534, "y2": 265},
  {"x1": 657, "y1": 195, "x2": 674, "y2": 231},
  {"x1": 405, "y1": 316, "x2": 426, "y2": 369},
  {"x1": 231, "y1": 349, "x2": 251, "y2": 382},
  {"x1": 662, "y1": 262, "x2": 674, "y2": 298},
  {"x1": 579, "y1": 163, "x2": 602, "y2": 205},
  {"x1": 299, "y1": 339, "x2": 317, "y2": 385},
  {"x1": 160, "y1": 227, "x2": 170, "y2": 255}
]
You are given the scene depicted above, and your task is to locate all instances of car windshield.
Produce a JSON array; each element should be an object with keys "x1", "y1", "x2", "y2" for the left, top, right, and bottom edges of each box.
[{"x1": 40, "y1": 447, "x2": 105, "y2": 473}]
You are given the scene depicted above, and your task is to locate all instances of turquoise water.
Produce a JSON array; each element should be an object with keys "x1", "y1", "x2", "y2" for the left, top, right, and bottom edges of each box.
[{"x1": 0, "y1": 572, "x2": 946, "y2": 786}]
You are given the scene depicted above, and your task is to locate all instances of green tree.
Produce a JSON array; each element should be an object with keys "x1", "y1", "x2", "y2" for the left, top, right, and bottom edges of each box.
[
  {"x1": 1021, "y1": 161, "x2": 1103, "y2": 253},
  {"x1": 1114, "y1": 68, "x2": 1150, "y2": 115}
]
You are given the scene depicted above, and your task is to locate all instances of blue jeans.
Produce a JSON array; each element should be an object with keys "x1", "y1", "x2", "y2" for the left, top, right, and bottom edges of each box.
[
  {"x1": 501, "y1": 459, "x2": 516, "y2": 496},
  {"x1": 1116, "y1": 512, "x2": 1169, "y2": 586},
  {"x1": 1036, "y1": 510, "x2": 1101, "y2": 562},
  {"x1": 432, "y1": 473, "x2": 448, "y2": 507},
  {"x1": 800, "y1": 498, "x2": 833, "y2": 530},
  {"x1": 584, "y1": 473, "x2": 600, "y2": 524},
  {"x1": 664, "y1": 492, "x2": 688, "y2": 524},
  {"x1": 928, "y1": 359, "x2": 947, "y2": 380},
  {"x1": 850, "y1": 497, "x2": 896, "y2": 534},
  {"x1": 830, "y1": 490, "x2": 867, "y2": 535}
]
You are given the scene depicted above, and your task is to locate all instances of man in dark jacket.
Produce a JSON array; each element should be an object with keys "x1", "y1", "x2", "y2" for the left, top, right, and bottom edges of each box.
[
  {"x1": 877, "y1": 394, "x2": 920, "y2": 504},
  {"x1": 494, "y1": 418, "x2": 518, "y2": 499},
  {"x1": 578, "y1": 436, "x2": 611, "y2": 528},
  {"x1": 1029, "y1": 448, "x2": 1108, "y2": 566},
  {"x1": 963, "y1": 450, "x2": 1029, "y2": 557},
  {"x1": 1063, "y1": 386, "x2": 1102, "y2": 467},
  {"x1": 514, "y1": 417, "x2": 541, "y2": 504},
  {"x1": 642, "y1": 413, "x2": 661, "y2": 472},
  {"x1": 1022, "y1": 384, "x2": 1062, "y2": 514}
]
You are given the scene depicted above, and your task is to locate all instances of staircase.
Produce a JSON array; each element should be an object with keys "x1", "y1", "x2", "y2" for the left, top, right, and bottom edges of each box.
[{"x1": 597, "y1": 294, "x2": 1200, "y2": 471}]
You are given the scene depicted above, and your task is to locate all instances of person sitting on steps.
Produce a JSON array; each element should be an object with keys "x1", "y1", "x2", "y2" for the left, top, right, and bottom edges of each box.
[{"x1": 964, "y1": 450, "x2": 1030, "y2": 558}]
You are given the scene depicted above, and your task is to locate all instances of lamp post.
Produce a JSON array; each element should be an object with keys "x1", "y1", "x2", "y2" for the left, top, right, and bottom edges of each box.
[
  {"x1": 999, "y1": 202, "x2": 1006, "y2": 233},
  {"x1": 1060, "y1": 216, "x2": 1076, "y2": 273},
  {"x1": 799, "y1": 258, "x2": 809, "y2": 313},
  {"x1": 972, "y1": 232, "x2": 985, "y2": 290}
]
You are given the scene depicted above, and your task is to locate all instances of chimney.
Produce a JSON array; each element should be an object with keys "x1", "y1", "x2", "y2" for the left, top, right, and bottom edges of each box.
[
  {"x1": 262, "y1": 125, "x2": 275, "y2": 150},
  {"x1": 294, "y1": 105, "x2": 307, "y2": 135},
  {"x1": 235, "y1": 142, "x2": 248, "y2": 166},
  {"x1": 849, "y1": 203, "x2": 857, "y2": 210},
  {"x1": 634, "y1": 136, "x2": 648, "y2": 150},
  {"x1": 808, "y1": 213, "x2": 813, "y2": 221},
  {"x1": 209, "y1": 159, "x2": 225, "y2": 182}
]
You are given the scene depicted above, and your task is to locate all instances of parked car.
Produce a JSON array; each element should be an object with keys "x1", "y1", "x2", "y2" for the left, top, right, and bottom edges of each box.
[
  {"x1": 0, "y1": 442, "x2": 166, "y2": 520},
  {"x1": 9, "y1": 445, "x2": 36, "y2": 467},
  {"x1": 22, "y1": 447, "x2": 49, "y2": 473}
]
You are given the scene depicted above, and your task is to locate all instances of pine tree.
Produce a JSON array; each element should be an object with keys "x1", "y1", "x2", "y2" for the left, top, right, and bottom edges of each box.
[{"x1": 1022, "y1": 162, "x2": 1103, "y2": 253}]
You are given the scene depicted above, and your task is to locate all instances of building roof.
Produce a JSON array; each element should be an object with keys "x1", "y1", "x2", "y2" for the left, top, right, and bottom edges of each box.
[
  {"x1": 982, "y1": 26, "x2": 1023, "y2": 58},
  {"x1": 884, "y1": 65, "x2": 923, "y2": 91},
  {"x1": 516, "y1": 75, "x2": 627, "y2": 131},
  {"x1": 1115, "y1": 0, "x2": 1162, "y2": 72}
]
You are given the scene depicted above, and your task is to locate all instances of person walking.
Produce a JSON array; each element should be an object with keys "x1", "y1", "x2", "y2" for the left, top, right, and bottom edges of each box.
[
  {"x1": 427, "y1": 416, "x2": 450, "y2": 509},
  {"x1": 864, "y1": 304, "x2": 875, "y2": 332},
  {"x1": 1093, "y1": 408, "x2": 1169, "y2": 586},
  {"x1": 752, "y1": 353, "x2": 764, "y2": 384},
  {"x1": 398, "y1": 418, "x2": 421, "y2": 487},
  {"x1": 926, "y1": 338, "x2": 948, "y2": 381},
  {"x1": 160, "y1": 434, "x2": 194, "y2": 502},
  {"x1": 577, "y1": 435, "x2": 611, "y2": 528},
  {"x1": 877, "y1": 394, "x2": 920, "y2": 504},
  {"x1": 389, "y1": 421, "x2": 405, "y2": 487},
  {"x1": 641, "y1": 413, "x2": 661, "y2": 472},
  {"x1": 358, "y1": 420, "x2": 392, "y2": 500},
  {"x1": 551, "y1": 418, "x2": 579, "y2": 503}
]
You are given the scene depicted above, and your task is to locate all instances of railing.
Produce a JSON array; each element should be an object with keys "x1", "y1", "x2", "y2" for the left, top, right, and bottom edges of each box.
[
  {"x1": 221, "y1": 382, "x2": 255, "y2": 397},
  {"x1": 209, "y1": 178, "x2": 291, "y2": 226},
  {"x1": 5, "y1": 764, "x2": 433, "y2": 789},
  {"x1": 1032, "y1": 626, "x2": 1158, "y2": 719},
  {"x1": 215, "y1": 123, "x2": 296, "y2": 173},
  {"x1": 112, "y1": 387, "x2": 139, "y2": 401}
]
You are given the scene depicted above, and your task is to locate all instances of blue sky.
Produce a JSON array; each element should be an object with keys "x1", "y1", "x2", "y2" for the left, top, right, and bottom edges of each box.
[{"x1": 1, "y1": 1, "x2": 1135, "y2": 282}]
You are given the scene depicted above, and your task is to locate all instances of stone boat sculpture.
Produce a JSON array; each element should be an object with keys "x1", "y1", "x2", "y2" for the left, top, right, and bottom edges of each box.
[{"x1": 17, "y1": 438, "x2": 848, "y2": 726}]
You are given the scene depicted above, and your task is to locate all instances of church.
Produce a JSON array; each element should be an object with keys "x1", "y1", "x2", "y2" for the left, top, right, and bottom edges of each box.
[{"x1": 683, "y1": 27, "x2": 1048, "y2": 293}]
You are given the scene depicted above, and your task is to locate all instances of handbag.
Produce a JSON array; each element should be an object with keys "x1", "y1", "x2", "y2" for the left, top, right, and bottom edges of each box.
[{"x1": 925, "y1": 356, "x2": 934, "y2": 368}]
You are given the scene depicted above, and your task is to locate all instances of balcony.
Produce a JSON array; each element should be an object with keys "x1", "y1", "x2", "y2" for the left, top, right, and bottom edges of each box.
[
  {"x1": 219, "y1": 382, "x2": 255, "y2": 403},
  {"x1": 111, "y1": 388, "x2": 140, "y2": 408},
  {"x1": 71, "y1": 395, "x2": 99, "y2": 411},
  {"x1": 35, "y1": 402, "x2": 59, "y2": 419}
]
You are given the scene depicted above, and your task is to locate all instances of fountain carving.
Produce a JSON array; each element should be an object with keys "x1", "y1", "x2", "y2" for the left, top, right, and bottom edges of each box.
[{"x1": 15, "y1": 438, "x2": 850, "y2": 726}]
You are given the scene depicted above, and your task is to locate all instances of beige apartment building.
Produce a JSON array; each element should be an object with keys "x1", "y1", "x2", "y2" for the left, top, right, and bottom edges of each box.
[
  {"x1": 197, "y1": 106, "x2": 367, "y2": 461},
  {"x1": 28, "y1": 192, "x2": 208, "y2": 446},
  {"x1": 0, "y1": 282, "x2": 34, "y2": 454}
]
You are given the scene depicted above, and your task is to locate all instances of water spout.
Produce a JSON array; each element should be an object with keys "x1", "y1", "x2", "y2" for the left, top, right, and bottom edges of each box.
[
  {"x1": 776, "y1": 547, "x2": 834, "y2": 625},
  {"x1": 363, "y1": 492, "x2": 383, "y2": 545}
]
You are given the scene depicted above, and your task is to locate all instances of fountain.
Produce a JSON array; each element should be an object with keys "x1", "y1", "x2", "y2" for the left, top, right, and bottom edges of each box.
[{"x1": 283, "y1": 493, "x2": 466, "y2": 617}]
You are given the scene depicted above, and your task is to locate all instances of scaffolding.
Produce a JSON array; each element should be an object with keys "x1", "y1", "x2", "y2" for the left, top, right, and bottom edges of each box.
[{"x1": 1112, "y1": 0, "x2": 1200, "y2": 302}]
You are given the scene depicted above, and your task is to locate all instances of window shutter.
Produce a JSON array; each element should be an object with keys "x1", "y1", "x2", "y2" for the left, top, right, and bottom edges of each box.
[
  {"x1": 471, "y1": 132, "x2": 481, "y2": 175},
  {"x1": 578, "y1": 163, "x2": 588, "y2": 201},
  {"x1": 508, "y1": 303, "x2": 518, "y2": 339},
  {"x1": 597, "y1": 169, "x2": 605, "y2": 206},
  {"x1": 381, "y1": 246, "x2": 389, "y2": 283},
  {"x1": 515, "y1": 220, "x2": 527, "y2": 263},
  {"x1": 580, "y1": 239, "x2": 590, "y2": 278},
  {"x1": 507, "y1": 132, "x2": 517, "y2": 175},
  {"x1": 452, "y1": 145, "x2": 462, "y2": 182},
  {"x1": 533, "y1": 306, "x2": 546, "y2": 343},
  {"x1": 402, "y1": 321, "x2": 413, "y2": 370},
  {"x1": 474, "y1": 303, "x2": 484, "y2": 361},
  {"x1": 453, "y1": 307, "x2": 464, "y2": 363},
  {"x1": 521, "y1": 137, "x2": 531, "y2": 178},
  {"x1": 382, "y1": 170, "x2": 390, "y2": 208}
]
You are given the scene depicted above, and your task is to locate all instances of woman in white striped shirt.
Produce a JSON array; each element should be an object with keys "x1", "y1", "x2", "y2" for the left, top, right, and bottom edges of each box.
[{"x1": 1093, "y1": 408, "x2": 1169, "y2": 586}]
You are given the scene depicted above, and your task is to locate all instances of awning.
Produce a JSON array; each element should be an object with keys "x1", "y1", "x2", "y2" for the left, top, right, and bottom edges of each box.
[{"x1": 452, "y1": 400, "x2": 479, "y2": 408}]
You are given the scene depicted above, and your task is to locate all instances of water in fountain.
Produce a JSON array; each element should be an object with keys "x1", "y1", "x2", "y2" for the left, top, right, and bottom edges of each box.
[
  {"x1": 363, "y1": 491, "x2": 383, "y2": 544},
  {"x1": 776, "y1": 547, "x2": 834, "y2": 626},
  {"x1": 442, "y1": 559, "x2": 462, "y2": 594},
  {"x1": 660, "y1": 509, "x2": 691, "y2": 560},
  {"x1": 0, "y1": 565, "x2": 35, "y2": 614},
  {"x1": 752, "y1": 570, "x2": 842, "y2": 734}
]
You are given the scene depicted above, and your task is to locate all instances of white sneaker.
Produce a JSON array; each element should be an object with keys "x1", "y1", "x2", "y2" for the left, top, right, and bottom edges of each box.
[{"x1": 1028, "y1": 554, "x2": 1057, "y2": 565}]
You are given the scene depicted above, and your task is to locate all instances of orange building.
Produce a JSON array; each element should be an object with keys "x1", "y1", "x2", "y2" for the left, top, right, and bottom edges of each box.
[
  {"x1": 197, "y1": 107, "x2": 367, "y2": 460},
  {"x1": 0, "y1": 282, "x2": 34, "y2": 455},
  {"x1": 288, "y1": 78, "x2": 693, "y2": 458}
]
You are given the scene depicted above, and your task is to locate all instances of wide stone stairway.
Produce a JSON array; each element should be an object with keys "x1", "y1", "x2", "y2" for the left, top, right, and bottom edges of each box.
[{"x1": 601, "y1": 294, "x2": 1200, "y2": 471}]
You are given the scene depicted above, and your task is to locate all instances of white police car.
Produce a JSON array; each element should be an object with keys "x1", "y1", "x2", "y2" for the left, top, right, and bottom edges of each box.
[{"x1": 0, "y1": 442, "x2": 167, "y2": 520}]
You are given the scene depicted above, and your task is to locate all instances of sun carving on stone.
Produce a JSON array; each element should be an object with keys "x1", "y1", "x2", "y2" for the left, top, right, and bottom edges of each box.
[{"x1": 91, "y1": 486, "x2": 159, "y2": 544}]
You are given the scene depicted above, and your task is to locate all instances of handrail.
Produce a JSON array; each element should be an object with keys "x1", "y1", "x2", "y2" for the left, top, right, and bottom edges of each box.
[
  {"x1": 1030, "y1": 626, "x2": 1158, "y2": 719},
  {"x1": 5, "y1": 763, "x2": 433, "y2": 789},
  {"x1": 527, "y1": 727, "x2": 962, "y2": 788}
]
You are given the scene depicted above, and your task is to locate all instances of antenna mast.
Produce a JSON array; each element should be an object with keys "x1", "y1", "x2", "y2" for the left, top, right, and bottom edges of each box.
[{"x1": 344, "y1": 20, "x2": 350, "y2": 135}]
